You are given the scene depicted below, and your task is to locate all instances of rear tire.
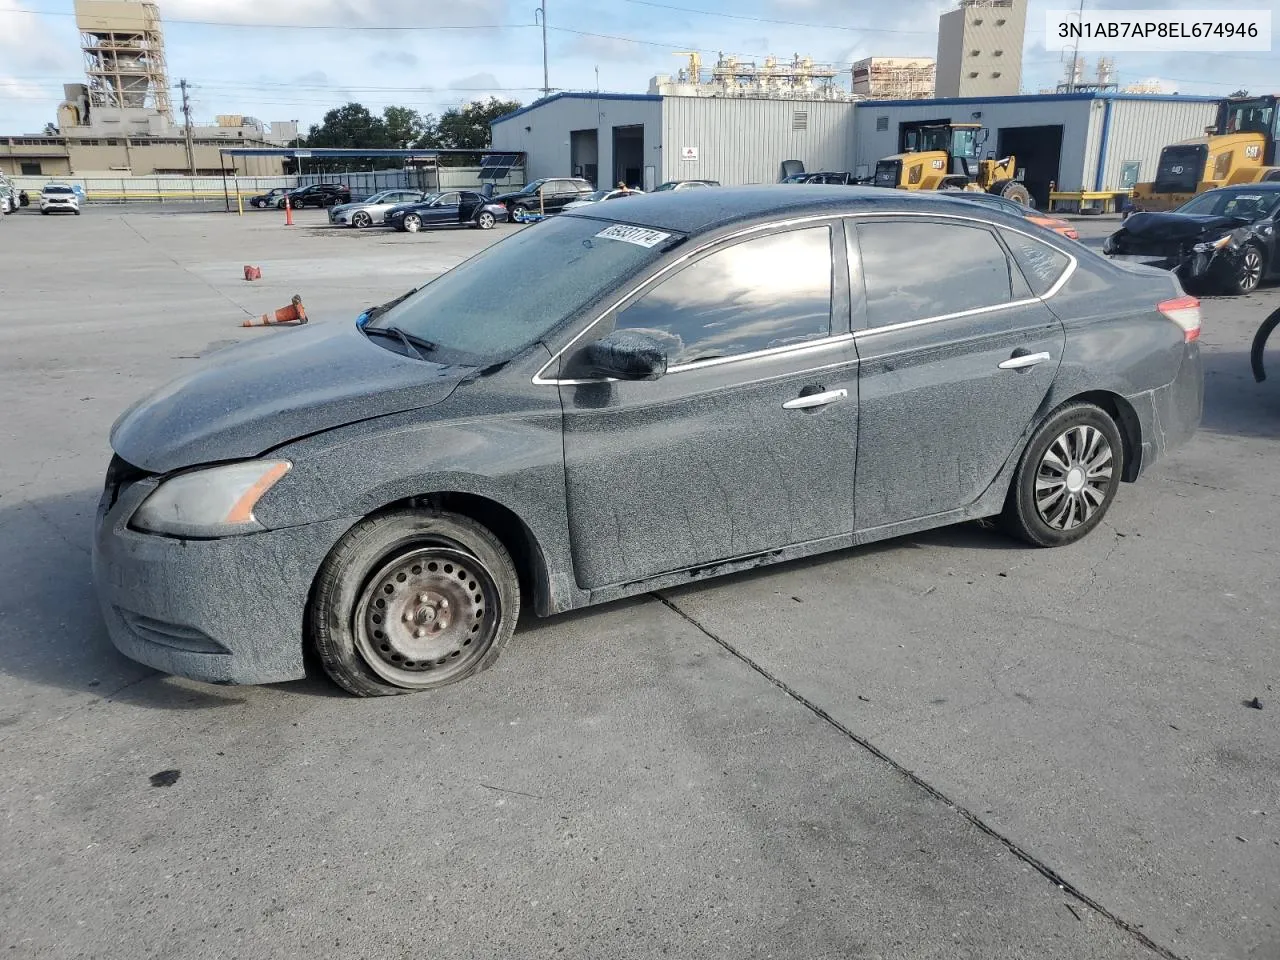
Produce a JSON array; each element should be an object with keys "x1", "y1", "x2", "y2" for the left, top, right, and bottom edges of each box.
[
  {"x1": 1002, "y1": 402, "x2": 1124, "y2": 547},
  {"x1": 475, "y1": 210, "x2": 496, "y2": 230},
  {"x1": 310, "y1": 509, "x2": 520, "y2": 697},
  {"x1": 992, "y1": 180, "x2": 1032, "y2": 206}
]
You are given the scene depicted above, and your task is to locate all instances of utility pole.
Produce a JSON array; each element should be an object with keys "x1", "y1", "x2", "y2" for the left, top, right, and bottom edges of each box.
[
  {"x1": 179, "y1": 78, "x2": 196, "y2": 176},
  {"x1": 535, "y1": 3, "x2": 549, "y2": 97},
  {"x1": 1068, "y1": 0, "x2": 1085, "y2": 93}
]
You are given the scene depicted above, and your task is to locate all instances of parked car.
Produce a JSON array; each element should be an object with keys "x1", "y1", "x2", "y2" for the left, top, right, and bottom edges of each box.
[
  {"x1": 39, "y1": 183, "x2": 80, "y2": 215},
  {"x1": 277, "y1": 183, "x2": 351, "y2": 209},
  {"x1": 93, "y1": 186, "x2": 1203, "y2": 696},
  {"x1": 563, "y1": 187, "x2": 645, "y2": 210},
  {"x1": 782, "y1": 172, "x2": 855, "y2": 185},
  {"x1": 248, "y1": 187, "x2": 292, "y2": 209},
  {"x1": 940, "y1": 190, "x2": 1080, "y2": 240},
  {"x1": 652, "y1": 179, "x2": 720, "y2": 191},
  {"x1": 384, "y1": 191, "x2": 507, "y2": 232},
  {"x1": 329, "y1": 189, "x2": 427, "y2": 228},
  {"x1": 0, "y1": 174, "x2": 17, "y2": 213},
  {"x1": 492, "y1": 177, "x2": 594, "y2": 222},
  {"x1": 1103, "y1": 184, "x2": 1280, "y2": 295}
]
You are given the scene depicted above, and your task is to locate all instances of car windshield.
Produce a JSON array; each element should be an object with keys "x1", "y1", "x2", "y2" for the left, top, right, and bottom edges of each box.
[
  {"x1": 44, "y1": 186, "x2": 73, "y2": 194},
  {"x1": 653, "y1": 182, "x2": 679, "y2": 191},
  {"x1": 517, "y1": 179, "x2": 550, "y2": 195},
  {"x1": 1176, "y1": 189, "x2": 1280, "y2": 220},
  {"x1": 582, "y1": 191, "x2": 610, "y2": 202},
  {"x1": 366, "y1": 215, "x2": 685, "y2": 365},
  {"x1": 363, "y1": 191, "x2": 392, "y2": 204}
]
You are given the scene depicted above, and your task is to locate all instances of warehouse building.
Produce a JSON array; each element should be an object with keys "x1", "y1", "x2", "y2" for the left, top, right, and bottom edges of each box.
[
  {"x1": 491, "y1": 92, "x2": 859, "y2": 190},
  {"x1": 854, "y1": 92, "x2": 1219, "y2": 207},
  {"x1": 494, "y1": 90, "x2": 1219, "y2": 210}
]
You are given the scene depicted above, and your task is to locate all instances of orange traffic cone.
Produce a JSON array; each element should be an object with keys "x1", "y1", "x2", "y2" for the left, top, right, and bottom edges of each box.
[
  {"x1": 242, "y1": 295, "x2": 307, "y2": 328},
  {"x1": 243, "y1": 265, "x2": 262, "y2": 281},
  {"x1": 284, "y1": 196, "x2": 294, "y2": 226}
]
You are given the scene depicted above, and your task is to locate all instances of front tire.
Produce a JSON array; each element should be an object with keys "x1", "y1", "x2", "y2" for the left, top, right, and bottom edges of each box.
[
  {"x1": 510, "y1": 203, "x2": 529, "y2": 223},
  {"x1": 310, "y1": 509, "x2": 520, "y2": 696},
  {"x1": 1002, "y1": 403, "x2": 1124, "y2": 547},
  {"x1": 403, "y1": 213, "x2": 422, "y2": 233},
  {"x1": 352, "y1": 211, "x2": 372, "y2": 228},
  {"x1": 1219, "y1": 244, "x2": 1264, "y2": 295},
  {"x1": 992, "y1": 180, "x2": 1032, "y2": 206}
]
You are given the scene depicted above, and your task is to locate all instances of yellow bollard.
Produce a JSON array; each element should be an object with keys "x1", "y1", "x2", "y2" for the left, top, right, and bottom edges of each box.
[{"x1": 236, "y1": 192, "x2": 244, "y2": 216}]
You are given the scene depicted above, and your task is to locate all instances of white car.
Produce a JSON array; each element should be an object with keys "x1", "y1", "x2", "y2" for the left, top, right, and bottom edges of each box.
[
  {"x1": 40, "y1": 184, "x2": 80, "y2": 215},
  {"x1": 563, "y1": 187, "x2": 644, "y2": 211},
  {"x1": 329, "y1": 189, "x2": 428, "y2": 228}
]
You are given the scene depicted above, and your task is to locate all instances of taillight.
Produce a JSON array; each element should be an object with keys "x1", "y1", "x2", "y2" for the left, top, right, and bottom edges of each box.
[{"x1": 1159, "y1": 295, "x2": 1201, "y2": 342}]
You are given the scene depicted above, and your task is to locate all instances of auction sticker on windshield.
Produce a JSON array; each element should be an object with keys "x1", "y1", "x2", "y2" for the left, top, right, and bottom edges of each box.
[{"x1": 595, "y1": 224, "x2": 672, "y2": 248}]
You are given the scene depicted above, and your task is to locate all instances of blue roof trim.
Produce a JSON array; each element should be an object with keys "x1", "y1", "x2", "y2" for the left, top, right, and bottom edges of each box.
[
  {"x1": 491, "y1": 91, "x2": 663, "y2": 126},
  {"x1": 216, "y1": 147, "x2": 507, "y2": 157},
  {"x1": 856, "y1": 92, "x2": 1220, "y2": 109}
]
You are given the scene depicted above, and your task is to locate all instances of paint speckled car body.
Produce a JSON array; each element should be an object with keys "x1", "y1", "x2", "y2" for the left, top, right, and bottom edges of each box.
[{"x1": 93, "y1": 186, "x2": 1203, "y2": 689}]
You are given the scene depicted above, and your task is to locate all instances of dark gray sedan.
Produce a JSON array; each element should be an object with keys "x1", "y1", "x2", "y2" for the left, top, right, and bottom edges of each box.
[{"x1": 93, "y1": 187, "x2": 1203, "y2": 696}]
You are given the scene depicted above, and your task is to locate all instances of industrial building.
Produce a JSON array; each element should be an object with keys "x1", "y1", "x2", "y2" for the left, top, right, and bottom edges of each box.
[
  {"x1": 493, "y1": 91, "x2": 1219, "y2": 210},
  {"x1": 490, "y1": 92, "x2": 858, "y2": 190},
  {"x1": 851, "y1": 58, "x2": 936, "y2": 101},
  {"x1": 935, "y1": 0, "x2": 1027, "y2": 99}
]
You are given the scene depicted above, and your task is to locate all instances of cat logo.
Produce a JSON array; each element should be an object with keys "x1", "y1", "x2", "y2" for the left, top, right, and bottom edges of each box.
[
  {"x1": 1245, "y1": 145, "x2": 1262, "y2": 160},
  {"x1": 932, "y1": 158, "x2": 945, "y2": 170}
]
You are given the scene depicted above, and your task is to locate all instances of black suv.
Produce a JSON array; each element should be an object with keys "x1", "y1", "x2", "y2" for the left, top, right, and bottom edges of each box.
[
  {"x1": 492, "y1": 178, "x2": 593, "y2": 222},
  {"x1": 278, "y1": 183, "x2": 351, "y2": 209}
]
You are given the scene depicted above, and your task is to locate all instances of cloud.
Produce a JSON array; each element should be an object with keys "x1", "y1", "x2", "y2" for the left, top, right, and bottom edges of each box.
[
  {"x1": 562, "y1": 33, "x2": 654, "y2": 64},
  {"x1": 449, "y1": 73, "x2": 501, "y2": 91},
  {"x1": 375, "y1": 50, "x2": 419, "y2": 68},
  {"x1": 295, "y1": 71, "x2": 331, "y2": 86},
  {"x1": 161, "y1": 0, "x2": 510, "y2": 27}
]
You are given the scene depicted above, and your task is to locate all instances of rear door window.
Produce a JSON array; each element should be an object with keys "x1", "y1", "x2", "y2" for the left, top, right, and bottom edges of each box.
[
  {"x1": 855, "y1": 220, "x2": 1016, "y2": 328},
  {"x1": 999, "y1": 229, "x2": 1074, "y2": 297},
  {"x1": 613, "y1": 226, "x2": 833, "y2": 366}
]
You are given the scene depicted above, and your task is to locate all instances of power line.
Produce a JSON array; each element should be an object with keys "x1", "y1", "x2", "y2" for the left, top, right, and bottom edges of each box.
[
  {"x1": 0, "y1": 7, "x2": 526, "y2": 29},
  {"x1": 618, "y1": 0, "x2": 934, "y2": 34}
]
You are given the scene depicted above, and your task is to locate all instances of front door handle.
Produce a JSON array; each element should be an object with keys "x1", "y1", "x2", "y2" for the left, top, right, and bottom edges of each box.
[
  {"x1": 783, "y1": 388, "x2": 848, "y2": 410},
  {"x1": 999, "y1": 351, "x2": 1052, "y2": 371}
]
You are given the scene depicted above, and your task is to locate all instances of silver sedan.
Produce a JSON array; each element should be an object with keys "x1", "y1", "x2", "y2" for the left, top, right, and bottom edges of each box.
[{"x1": 329, "y1": 190, "x2": 428, "y2": 228}]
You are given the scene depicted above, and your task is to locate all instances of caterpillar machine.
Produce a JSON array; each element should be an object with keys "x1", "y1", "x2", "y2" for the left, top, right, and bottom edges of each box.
[
  {"x1": 872, "y1": 122, "x2": 1032, "y2": 205},
  {"x1": 1130, "y1": 94, "x2": 1280, "y2": 212}
]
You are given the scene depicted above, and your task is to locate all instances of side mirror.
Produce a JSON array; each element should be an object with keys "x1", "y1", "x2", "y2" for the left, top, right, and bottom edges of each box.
[{"x1": 564, "y1": 331, "x2": 670, "y2": 381}]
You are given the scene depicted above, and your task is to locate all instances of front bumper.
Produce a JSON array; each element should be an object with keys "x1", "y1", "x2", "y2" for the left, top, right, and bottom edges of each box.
[
  {"x1": 92, "y1": 477, "x2": 358, "y2": 685},
  {"x1": 329, "y1": 210, "x2": 351, "y2": 224}
]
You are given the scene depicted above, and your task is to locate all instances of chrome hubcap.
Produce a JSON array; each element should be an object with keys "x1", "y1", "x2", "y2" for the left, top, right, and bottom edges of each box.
[
  {"x1": 1036, "y1": 425, "x2": 1113, "y2": 530},
  {"x1": 354, "y1": 546, "x2": 498, "y2": 687}
]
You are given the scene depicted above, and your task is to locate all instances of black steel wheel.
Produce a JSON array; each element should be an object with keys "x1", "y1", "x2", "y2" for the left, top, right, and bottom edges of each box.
[
  {"x1": 1002, "y1": 402, "x2": 1124, "y2": 547},
  {"x1": 310, "y1": 509, "x2": 520, "y2": 696}
]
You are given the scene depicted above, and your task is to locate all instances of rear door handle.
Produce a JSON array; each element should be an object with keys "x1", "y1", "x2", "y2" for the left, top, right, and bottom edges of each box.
[
  {"x1": 999, "y1": 351, "x2": 1052, "y2": 371},
  {"x1": 783, "y1": 388, "x2": 848, "y2": 410}
]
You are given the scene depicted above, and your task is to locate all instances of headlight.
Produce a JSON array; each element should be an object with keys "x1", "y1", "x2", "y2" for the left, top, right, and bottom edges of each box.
[
  {"x1": 1192, "y1": 235, "x2": 1232, "y2": 254},
  {"x1": 130, "y1": 460, "x2": 291, "y2": 538},
  {"x1": 1102, "y1": 235, "x2": 1117, "y2": 254}
]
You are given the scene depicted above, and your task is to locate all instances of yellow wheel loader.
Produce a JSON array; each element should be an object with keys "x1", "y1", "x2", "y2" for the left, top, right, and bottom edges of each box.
[
  {"x1": 1130, "y1": 95, "x2": 1280, "y2": 213},
  {"x1": 872, "y1": 123, "x2": 1033, "y2": 206}
]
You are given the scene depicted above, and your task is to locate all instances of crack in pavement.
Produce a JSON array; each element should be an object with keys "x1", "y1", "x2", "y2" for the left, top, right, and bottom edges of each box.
[
  {"x1": 118, "y1": 215, "x2": 255, "y2": 317},
  {"x1": 652, "y1": 590, "x2": 1189, "y2": 960}
]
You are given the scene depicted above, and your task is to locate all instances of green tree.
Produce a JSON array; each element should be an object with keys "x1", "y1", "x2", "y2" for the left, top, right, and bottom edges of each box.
[
  {"x1": 434, "y1": 97, "x2": 522, "y2": 150},
  {"x1": 305, "y1": 102, "x2": 391, "y2": 149},
  {"x1": 383, "y1": 105, "x2": 432, "y2": 149}
]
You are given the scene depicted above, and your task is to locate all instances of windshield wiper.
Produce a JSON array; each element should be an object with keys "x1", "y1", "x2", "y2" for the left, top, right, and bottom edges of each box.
[
  {"x1": 364, "y1": 325, "x2": 438, "y2": 360},
  {"x1": 362, "y1": 286, "x2": 418, "y2": 324}
]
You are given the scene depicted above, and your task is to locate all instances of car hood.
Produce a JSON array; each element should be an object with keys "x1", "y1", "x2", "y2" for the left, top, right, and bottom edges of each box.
[
  {"x1": 110, "y1": 320, "x2": 471, "y2": 474},
  {"x1": 1118, "y1": 211, "x2": 1251, "y2": 241}
]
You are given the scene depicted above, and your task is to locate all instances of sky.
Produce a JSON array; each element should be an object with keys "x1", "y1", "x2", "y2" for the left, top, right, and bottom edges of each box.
[{"x1": 0, "y1": 0, "x2": 1276, "y2": 134}]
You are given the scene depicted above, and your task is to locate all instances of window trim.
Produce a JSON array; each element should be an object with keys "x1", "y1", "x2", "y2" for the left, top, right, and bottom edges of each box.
[
  {"x1": 532, "y1": 212, "x2": 1077, "y2": 385},
  {"x1": 849, "y1": 216, "x2": 1077, "y2": 338}
]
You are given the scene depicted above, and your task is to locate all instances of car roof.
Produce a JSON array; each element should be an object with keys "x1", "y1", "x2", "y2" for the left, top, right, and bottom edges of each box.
[
  {"x1": 1203, "y1": 182, "x2": 1280, "y2": 193},
  {"x1": 564, "y1": 184, "x2": 1028, "y2": 235}
]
